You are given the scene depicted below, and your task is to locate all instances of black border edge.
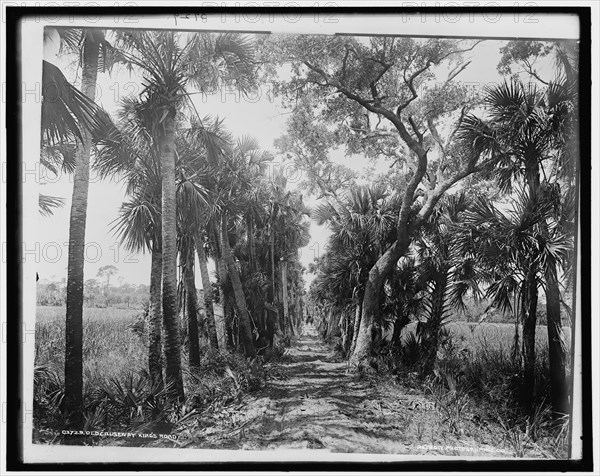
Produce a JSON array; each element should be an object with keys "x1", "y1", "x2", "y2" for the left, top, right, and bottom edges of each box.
[
  {"x1": 4, "y1": 4, "x2": 593, "y2": 472},
  {"x1": 6, "y1": 5, "x2": 24, "y2": 472},
  {"x1": 576, "y1": 4, "x2": 593, "y2": 472}
]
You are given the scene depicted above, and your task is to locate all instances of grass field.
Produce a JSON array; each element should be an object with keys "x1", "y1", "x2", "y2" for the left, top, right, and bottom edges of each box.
[
  {"x1": 402, "y1": 320, "x2": 572, "y2": 354},
  {"x1": 35, "y1": 306, "x2": 572, "y2": 390},
  {"x1": 35, "y1": 306, "x2": 146, "y2": 396},
  {"x1": 446, "y1": 321, "x2": 572, "y2": 353}
]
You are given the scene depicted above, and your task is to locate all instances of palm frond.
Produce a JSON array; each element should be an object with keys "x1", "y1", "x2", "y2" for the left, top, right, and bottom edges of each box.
[
  {"x1": 41, "y1": 142, "x2": 77, "y2": 175},
  {"x1": 110, "y1": 192, "x2": 160, "y2": 253},
  {"x1": 39, "y1": 194, "x2": 65, "y2": 217}
]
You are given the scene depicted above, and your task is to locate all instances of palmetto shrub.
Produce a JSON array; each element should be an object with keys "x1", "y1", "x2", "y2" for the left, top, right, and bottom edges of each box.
[
  {"x1": 87, "y1": 370, "x2": 178, "y2": 430},
  {"x1": 33, "y1": 364, "x2": 65, "y2": 424}
]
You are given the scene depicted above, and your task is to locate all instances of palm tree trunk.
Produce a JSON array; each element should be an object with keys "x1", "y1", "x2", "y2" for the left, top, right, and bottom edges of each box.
[
  {"x1": 148, "y1": 239, "x2": 163, "y2": 390},
  {"x1": 224, "y1": 296, "x2": 235, "y2": 349},
  {"x1": 350, "y1": 301, "x2": 362, "y2": 356},
  {"x1": 195, "y1": 233, "x2": 220, "y2": 349},
  {"x1": 160, "y1": 112, "x2": 184, "y2": 400},
  {"x1": 212, "y1": 221, "x2": 231, "y2": 350},
  {"x1": 248, "y1": 214, "x2": 257, "y2": 273},
  {"x1": 220, "y1": 214, "x2": 256, "y2": 357},
  {"x1": 295, "y1": 289, "x2": 303, "y2": 334},
  {"x1": 184, "y1": 242, "x2": 200, "y2": 368},
  {"x1": 342, "y1": 312, "x2": 352, "y2": 354},
  {"x1": 269, "y1": 221, "x2": 276, "y2": 303},
  {"x1": 64, "y1": 33, "x2": 99, "y2": 427},
  {"x1": 281, "y1": 258, "x2": 293, "y2": 336},
  {"x1": 327, "y1": 308, "x2": 340, "y2": 340},
  {"x1": 521, "y1": 270, "x2": 538, "y2": 413},
  {"x1": 545, "y1": 260, "x2": 568, "y2": 417},
  {"x1": 423, "y1": 272, "x2": 448, "y2": 372}
]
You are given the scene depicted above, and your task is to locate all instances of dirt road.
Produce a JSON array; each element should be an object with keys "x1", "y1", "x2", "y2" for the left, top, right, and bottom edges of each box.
[{"x1": 167, "y1": 327, "x2": 545, "y2": 457}]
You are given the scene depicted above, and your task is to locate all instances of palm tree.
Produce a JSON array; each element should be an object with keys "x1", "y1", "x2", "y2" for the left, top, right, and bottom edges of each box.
[
  {"x1": 102, "y1": 100, "x2": 232, "y2": 381},
  {"x1": 219, "y1": 214, "x2": 256, "y2": 357},
  {"x1": 461, "y1": 186, "x2": 571, "y2": 412},
  {"x1": 175, "y1": 116, "x2": 230, "y2": 351},
  {"x1": 459, "y1": 79, "x2": 576, "y2": 416},
  {"x1": 410, "y1": 193, "x2": 482, "y2": 372},
  {"x1": 176, "y1": 162, "x2": 215, "y2": 364},
  {"x1": 383, "y1": 256, "x2": 424, "y2": 355},
  {"x1": 195, "y1": 231, "x2": 221, "y2": 349},
  {"x1": 210, "y1": 219, "x2": 233, "y2": 347},
  {"x1": 113, "y1": 30, "x2": 256, "y2": 398},
  {"x1": 41, "y1": 26, "x2": 126, "y2": 425},
  {"x1": 200, "y1": 137, "x2": 276, "y2": 356},
  {"x1": 182, "y1": 237, "x2": 201, "y2": 367},
  {"x1": 312, "y1": 184, "x2": 400, "y2": 353},
  {"x1": 62, "y1": 29, "x2": 102, "y2": 427},
  {"x1": 112, "y1": 188, "x2": 163, "y2": 388},
  {"x1": 100, "y1": 94, "x2": 164, "y2": 390}
]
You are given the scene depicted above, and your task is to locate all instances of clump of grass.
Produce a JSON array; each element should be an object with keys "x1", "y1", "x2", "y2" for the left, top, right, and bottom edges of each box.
[{"x1": 183, "y1": 347, "x2": 268, "y2": 415}]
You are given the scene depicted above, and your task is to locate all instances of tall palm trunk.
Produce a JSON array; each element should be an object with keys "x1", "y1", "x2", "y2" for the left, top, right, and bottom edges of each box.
[
  {"x1": 160, "y1": 111, "x2": 184, "y2": 400},
  {"x1": 342, "y1": 312, "x2": 352, "y2": 354},
  {"x1": 247, "y1": 216, "x2": 264, "y2": 333},
  {"x1": 423, "y1": 272, "x2": 448, "y2": 372},
  {"x1": 269, "y1": 220, "x2": 276, "y2": 304},
  {"x1": 539, "y1": 192, "x2": 569, "y2": 419},
  {"x1": 545, "y1": 260, "x2": 568, "y2": 416},
  {"x1": 350, "y1": 300, "x2": 362, "y2": 356},
  {"x1": 195, "y1": 232, "x2": 219, "y2": 349},
  {"x1": 281, "y1": 258, "x2": 293, "y2": 336},
  {"x1": 212, "y1": 220, "x2": 232, "y2": 350},
  {"x1": 148, "y1": 239, "x2": 163, "y2": 389},
  {"x1": 521, "y1": 269, "x2": 538, "y2": 413},
  {"x1": 220, "y1": 214, "x2": 256, "y2": 357},
  {"x1": 184, "y1": 241, "x2": 200, "y2": 368},
  {"x1": 521, "y1": 162, "x2": 541, "y2": 413},
  {"x1": 248, "y1": 214, "x2": 257, "y2": 273},
  {"x1": 295, "y1": 289, "x2": 303, "y2": 333},
  {"x1": 64, "y1": 33, "x2": 99, "y2": 427}
]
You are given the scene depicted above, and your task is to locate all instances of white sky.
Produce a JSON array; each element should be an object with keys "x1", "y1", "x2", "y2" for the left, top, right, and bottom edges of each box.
[{"x1": 37, "y1": 32, "x2": 557, "y2": 289}]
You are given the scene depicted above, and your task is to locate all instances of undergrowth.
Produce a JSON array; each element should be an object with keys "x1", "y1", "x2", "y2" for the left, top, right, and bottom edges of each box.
[
  {"x1": 380, "y1": 326, "x2": 570, "y2": 458},
  {"x1": 33, "y1": 307, "x2": 290, "y2": 445}
]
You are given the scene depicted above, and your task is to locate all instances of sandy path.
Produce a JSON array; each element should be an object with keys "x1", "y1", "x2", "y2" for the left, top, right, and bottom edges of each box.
[{"x1": 167, "y1": 327, "x2": 545, "y2": 457}]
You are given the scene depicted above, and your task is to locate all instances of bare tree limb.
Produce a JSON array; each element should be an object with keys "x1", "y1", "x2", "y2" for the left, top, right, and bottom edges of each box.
[
  {"x1": 523, "y1": 57, "x2": 549, "y2": 85},
  {"x1": 408, "y1": 116, "x2": 423, "y2": 144},
  {"x1": 396, "y1": 61, "x2": 432, "y2": 114},
  {"x1": 436, "y1": 39, "x2": 485, "y2": 64},
  {"x1": 445, "y1": 60, "x2": 471, "y2": 84}
]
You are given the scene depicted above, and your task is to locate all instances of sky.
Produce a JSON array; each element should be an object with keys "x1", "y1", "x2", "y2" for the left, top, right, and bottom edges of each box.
[{"x1": 36, "y1": 30, "x2": 557, "y2": 289}]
